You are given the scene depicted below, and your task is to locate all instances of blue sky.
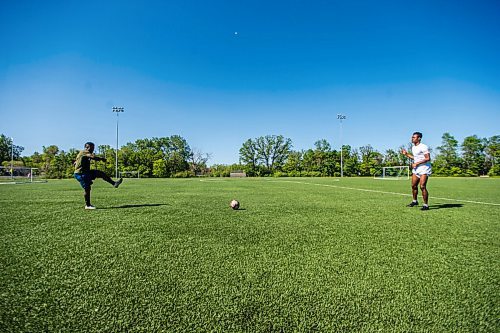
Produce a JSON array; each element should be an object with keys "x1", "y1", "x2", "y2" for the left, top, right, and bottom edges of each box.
[{"x1": 1, "y1": 0, "x2": 499, "y2": 164}]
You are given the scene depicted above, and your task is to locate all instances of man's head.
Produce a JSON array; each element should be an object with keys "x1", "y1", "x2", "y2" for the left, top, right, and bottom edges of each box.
[
  {"x1": 84, "y1": 142, "x2": 95, "y2": 153},
  {"x1": 411, "y1": 132, "x2": 422, "y2": 145}
]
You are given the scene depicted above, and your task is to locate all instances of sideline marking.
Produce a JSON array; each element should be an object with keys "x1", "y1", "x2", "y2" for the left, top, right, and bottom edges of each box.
[{"x1": 272, "y1": 179, "x2": 500, "y2": 207}]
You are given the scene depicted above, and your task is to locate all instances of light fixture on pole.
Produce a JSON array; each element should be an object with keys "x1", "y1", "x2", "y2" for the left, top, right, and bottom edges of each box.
[
  {"x1": 112, "y1": 107, "x2": 124, "y2": 178},
  {"x1": 337, "y1": 114, "x2": 347, "y2": 177}
]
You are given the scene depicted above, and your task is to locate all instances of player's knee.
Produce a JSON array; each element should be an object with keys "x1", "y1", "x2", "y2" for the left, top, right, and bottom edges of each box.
[{"x1": 420, "y1": 185, "x2": 426, "y2": 191}]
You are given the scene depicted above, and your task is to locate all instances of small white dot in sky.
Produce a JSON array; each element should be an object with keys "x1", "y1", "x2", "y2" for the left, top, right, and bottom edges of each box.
[{"x1": 234, "y1": 32, "x2": 238, "y2": 35}]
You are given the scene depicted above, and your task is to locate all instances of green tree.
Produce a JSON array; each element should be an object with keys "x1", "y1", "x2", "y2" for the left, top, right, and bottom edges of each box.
[
  {"x1": 342, "y1": 145, "x2": 359, "y2": 176},
  {"x1": 40, "y1": 145, "x2": 59, "y2": 178},
  {"x1": 189, "y1": 148, "x2": 211, "y2": 175},
  {"x1": 301, "y1": 149, "x2": 317, "y2": 174},
  {"x1": 282, "y1": 151, "x2": 303, "y2": 176},
  {"x1": 51, "y1": 150, "x2": 71, "y2": 178},
  {"x1": 485, "y1": 135, "x2": 500, "y2": 176},
  {"x1": 398, "y1": 144, "x2": 412, "y2": 166},
  {"x1": 359, "y1": 145, "x2": 381, "y2": 176},
  {"x1": 166, "y1": 135, "x2": 191, "y2": 174},
  {"x1": 239, "y1": 139, "x2": 258, "y2": 176},
  {"x1": 255, "y1": 135, "x2": 293, "y2": 172},
  {"x1": 461, "y1": 135, "x2": 486, "y2": 176},
  {"x1": 209, "y1": 164, "x2": 230, "y2": 177},
  {"x1": 34, "y1": 146, "x2": 77, "y2": 179},
  {"x1": 434, "y1": 133, "x2": 461, "y2": 176},
  {"x1": 302, "y1": 140, "x2": 337, "y2": 176},
  {"x1": 27, "y1": 152, "x2": 43, "y2": 169},
  {"x1": 0, "y1": 134, "x2": 24, "y2": 165},
  {"x1": 314, "y1": 139, "x2": 331, "y2": 153},
  {"x1": 121, "y1": 136, "x2": 191, "y2": 177},
  {"x1": 239, "y1": 135, "x2": 292, "y2": 175},
  {"x1": 383, "y1": 149, "x2": 400, "y2": 167},
  {"x1": 121, "y1": 141, "x2": 155, "y2": 177},
  {"x1": 95, "y1": 144, "x2": 115, "y2": 176},
  {"x1": 153, "y1": 159, "x2": 168, "y2": 177}
]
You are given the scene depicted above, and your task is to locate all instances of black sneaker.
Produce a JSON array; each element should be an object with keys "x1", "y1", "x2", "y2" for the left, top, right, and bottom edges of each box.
[
  {"x1": 407, "y1": 201, "x2": 419, "y2": 207},
  {"x1": 420, "y1": 205, "x2": 430, "y2": 211},
  {"x1": 114, "y1": 178, "x2": 123, "y2": 188}
]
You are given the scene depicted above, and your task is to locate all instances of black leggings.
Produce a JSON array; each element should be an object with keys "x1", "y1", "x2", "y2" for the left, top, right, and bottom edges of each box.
[{"x1": 82, "y1": 170, "x2": 115, "y2": 206}]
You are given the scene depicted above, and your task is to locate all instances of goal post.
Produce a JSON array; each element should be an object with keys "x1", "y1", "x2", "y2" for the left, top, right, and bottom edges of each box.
[
  {"x1": 0, "y1": 166, "x2": 46, "y2": 184},
  {"x1": 230, "y1": 170, "x2": 247, "y2": 178},
  {"x1": 374, "y1": 166, "x2": 410, "y2": 180}
]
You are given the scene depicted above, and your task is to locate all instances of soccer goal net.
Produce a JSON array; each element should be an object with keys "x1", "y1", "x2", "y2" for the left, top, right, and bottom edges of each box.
[
  {"x1": 230, "y1": 170, "x2": 247, "y2": 178},
  {"x1": 374, "y1": 166, "x2": 409, "y2": 180},
  {"x1": 119, "y1": 171, "x2": 140, "y2": 178},
  {"x1": 0, "y1": 167, "x2": 46, "y2": 184}
]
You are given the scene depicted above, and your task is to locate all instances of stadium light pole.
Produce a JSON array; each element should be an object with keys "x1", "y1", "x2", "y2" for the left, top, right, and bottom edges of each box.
[
  {"x1": 112, "y1": 107, "x2": 124, "y2": 178},
  {"x1": 10, "y1": 137, "x2": 14, "y2": 179},
  {"x1": 337, "y1": 114, "x2": 347, "y2": 177}
]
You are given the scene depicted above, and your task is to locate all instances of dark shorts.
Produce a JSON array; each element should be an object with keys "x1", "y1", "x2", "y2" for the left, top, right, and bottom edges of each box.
[{"x1": 74, "y1": 171, "x2": 97, "y2": 189}]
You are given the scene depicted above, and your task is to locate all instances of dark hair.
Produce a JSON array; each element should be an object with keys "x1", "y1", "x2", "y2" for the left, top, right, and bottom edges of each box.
[
  {"x1": 85, "y1": 142, "x2": 95, "y2": 148},
  {"x1": 413, "y1": 132, "x2": 422, "y2": 139}
]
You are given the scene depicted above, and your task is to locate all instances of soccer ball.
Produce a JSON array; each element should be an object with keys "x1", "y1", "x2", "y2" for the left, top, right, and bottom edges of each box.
[{"x1": 230, "y1": 199, "x2": 240, "y2": 210}]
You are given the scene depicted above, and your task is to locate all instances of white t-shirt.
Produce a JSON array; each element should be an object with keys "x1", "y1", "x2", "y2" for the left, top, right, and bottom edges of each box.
[{"x1": 412, "y1": 143, "x2": 430, "y2": 166}]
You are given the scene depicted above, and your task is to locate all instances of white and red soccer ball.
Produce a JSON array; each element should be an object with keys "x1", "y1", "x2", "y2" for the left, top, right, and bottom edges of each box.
[{"x1": 230, "y1": 199, "x2": 240, "y2": 210}]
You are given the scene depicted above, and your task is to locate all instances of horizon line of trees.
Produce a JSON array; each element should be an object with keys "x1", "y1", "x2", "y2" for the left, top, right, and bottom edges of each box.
[{"x1": 1, "y1": 132, "x2": 499, "y2": 178}]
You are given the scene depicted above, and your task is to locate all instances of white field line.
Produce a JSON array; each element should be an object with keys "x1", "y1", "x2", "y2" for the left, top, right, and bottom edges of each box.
[{"x1": 272, "y1": 179, "x2": 500, "y2": 207}]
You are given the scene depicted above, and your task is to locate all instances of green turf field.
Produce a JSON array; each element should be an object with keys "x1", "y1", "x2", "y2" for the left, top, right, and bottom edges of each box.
[{"x1": 1, "y1": 177, "x2": 499, "y2": 332}]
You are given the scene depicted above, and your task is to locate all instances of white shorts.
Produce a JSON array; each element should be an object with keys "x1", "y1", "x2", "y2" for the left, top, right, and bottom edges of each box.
[{"x1": 413, "y1": 164, "x2": 432, "y2": 178}]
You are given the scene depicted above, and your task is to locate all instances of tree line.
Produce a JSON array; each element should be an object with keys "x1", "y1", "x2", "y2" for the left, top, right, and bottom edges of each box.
[{"x1": 0, "y1": 132, "x2": 498, "y2": 178}]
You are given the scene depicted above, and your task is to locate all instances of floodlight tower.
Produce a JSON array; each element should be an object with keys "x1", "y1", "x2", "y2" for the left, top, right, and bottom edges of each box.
[
  {"x1": 337, "y1": 114, "x2": 347, "y2": 177},
  {"x1": 112, "y1": 107, "x2": 124, "y2": 178},
  {"x1": 10, "y1": 137, "x2": 14, "y2": 179}
]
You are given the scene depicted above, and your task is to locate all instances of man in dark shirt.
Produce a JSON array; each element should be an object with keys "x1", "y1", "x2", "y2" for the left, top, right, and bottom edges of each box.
[{"x1": 74, "y1": 142, "x2": 123, "y2": 209}]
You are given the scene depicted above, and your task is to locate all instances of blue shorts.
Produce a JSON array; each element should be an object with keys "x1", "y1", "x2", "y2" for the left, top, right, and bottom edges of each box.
[{"x1": 74, "y1": 171, "x2": 97, "y2": 189}]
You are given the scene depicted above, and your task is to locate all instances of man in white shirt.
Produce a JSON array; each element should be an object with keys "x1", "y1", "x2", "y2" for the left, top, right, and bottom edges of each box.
[{"x1": 401, "y1": 132, "x2": 431, "y2": 210}]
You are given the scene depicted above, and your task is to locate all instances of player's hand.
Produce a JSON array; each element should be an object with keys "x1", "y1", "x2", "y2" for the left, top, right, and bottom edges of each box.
[
  {"x1": 401, "y1": 149, "x2": 407, "y2": 155},
  {"x1": 412, "y1": 163, "x2": 417, "y2": 168}
]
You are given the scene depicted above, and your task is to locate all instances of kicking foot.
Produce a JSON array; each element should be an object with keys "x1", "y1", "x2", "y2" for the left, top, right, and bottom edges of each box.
[
  {"x1": 114, "y1": 178, "x2": 123, "y2": 188},
  {"x1": 420, "y1": 205, "x2": 430, "y2": 211},
  {"x1": 407, "y1": 201, "x2": 419, "y2": 207},
  {"x1": 85, "y1": 205, "x2": 96, "y2": 210}
]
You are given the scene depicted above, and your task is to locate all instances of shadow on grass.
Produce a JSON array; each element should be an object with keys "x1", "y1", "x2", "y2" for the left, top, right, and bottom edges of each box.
[
  {"x1": 431, "y1": 203, "x2": 463, "y2": 209},
  {"x1": 100, "y1": 203, "x2": 167, "y2": 209}
]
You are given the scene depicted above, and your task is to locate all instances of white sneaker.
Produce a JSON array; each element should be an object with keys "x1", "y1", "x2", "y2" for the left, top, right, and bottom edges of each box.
[
  {"x1": 114, "y1": 178, "x2": 123, "y2": 188},
  {"x1": 85, "y1": 205, "x2": 96, "y2": 210}
]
